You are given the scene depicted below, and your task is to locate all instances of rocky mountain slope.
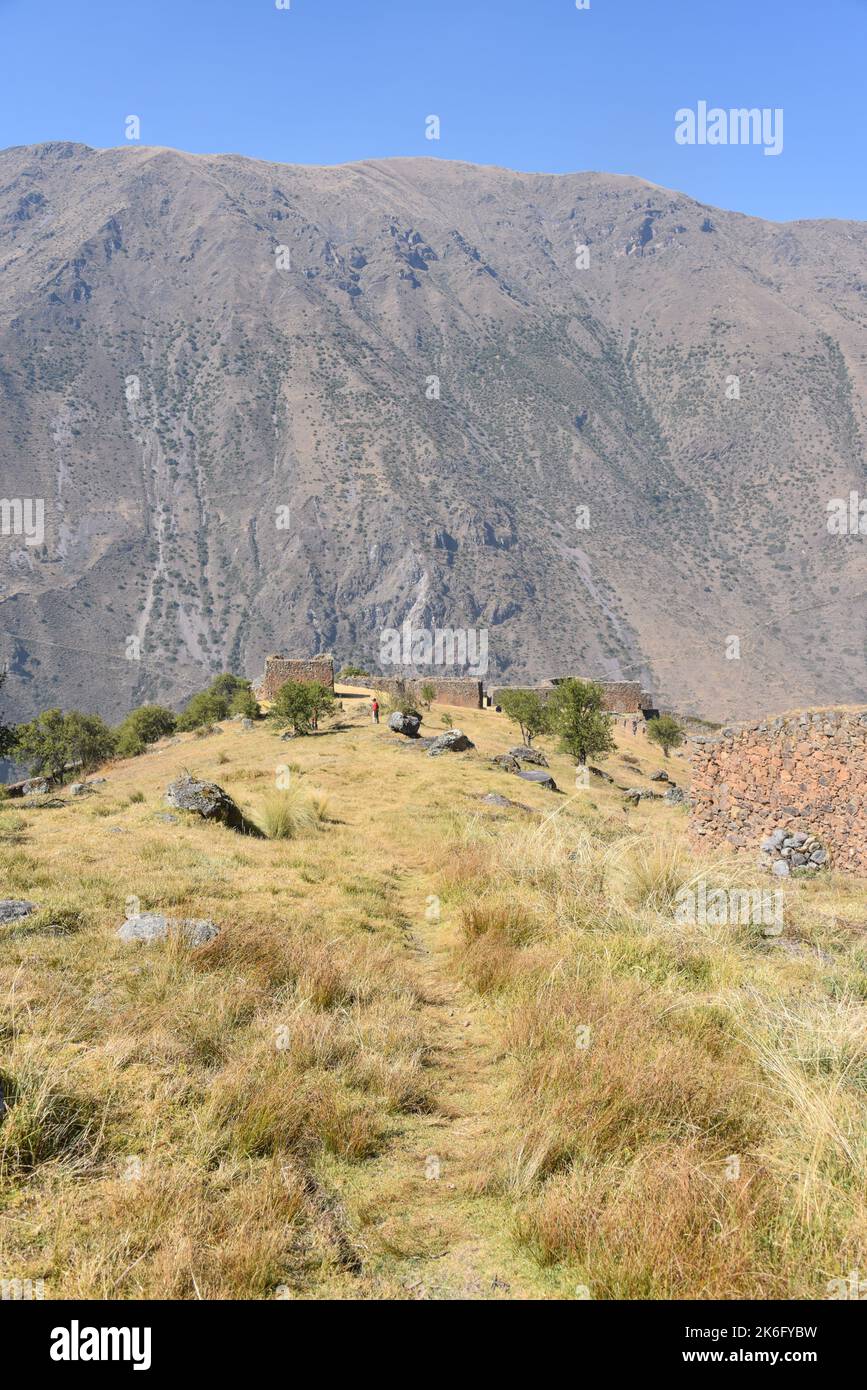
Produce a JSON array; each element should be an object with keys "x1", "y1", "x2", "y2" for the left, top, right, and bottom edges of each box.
[{"x1": 0, "y1": 142, "x2": 865, "y2": 722}]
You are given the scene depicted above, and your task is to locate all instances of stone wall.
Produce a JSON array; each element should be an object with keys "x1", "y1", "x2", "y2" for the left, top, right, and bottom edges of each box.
[
  {"x1": 689, "y1": 706, "x2": 867, "y2": 875},
  {"x1": 372, "y1": 676, "x2": 483, "y2": 709},
  {"x1": 255, "y1": 654, "x2": 334, "y2": 701},
  {"x1": 493, "y1": 678, "x2": 651, "y2": 714}
]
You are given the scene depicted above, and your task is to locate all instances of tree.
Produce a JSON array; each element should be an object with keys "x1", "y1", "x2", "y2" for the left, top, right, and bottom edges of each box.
[
  {"x1": 548, "y1": 678, "x2": 616, "y2": 766},
  {"x1": 0, "y1": 669, "x2": 16, "y2": 760},
  {"x1": 64, "y1": 712, "x2": 116, "y2": 773},
  {"x1": 115, "y1": 704, "x2": 177, "y2": 758},
  {"x1": 269, "y1": 680, "x2": 335, "y2": 735},
  {"x1": 14, "y1": 709, "x2": 71, "y2": 783},
  {"x1": 229, "y1": 687, "x2": 260, "y2": 720},
  {"x1": 646, "y1": 714, "x2": 685, "y2": 758},
  {"x1": 498, "y1": 689, "x2": 551, "y2": 747},
  {"x1": 176, "y1": 673, "x2": 256, "y2": 731},
  {"x1": 337, "y1": 664, "x2": 370, "y2": 681},
  {"x1": 419, "y1": 682, "x2": 436, "y2": 710}
]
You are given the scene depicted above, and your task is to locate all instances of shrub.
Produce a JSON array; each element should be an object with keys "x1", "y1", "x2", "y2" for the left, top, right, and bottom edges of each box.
[
  {"x1": 115, "y1": 704, "x2": 177, "y2": 757},
  {"x1": 646, "y1": 714, "x2": 686, "y2": 758},
  {"x1": 14, "y1": 709, "x2": 116, "y2": 784},
  {"x1": 548, "y1": 678, "x2": 616, "y2": 766},
  {"x1": 257, "y1": 787, "x2": 318, "y2": 839},
  {"x1": 498, "y1": 689, "x2": 551, "y2": 747},
  {"x1": 269, "y1": 681, "x2": 336, "y2": 735}
]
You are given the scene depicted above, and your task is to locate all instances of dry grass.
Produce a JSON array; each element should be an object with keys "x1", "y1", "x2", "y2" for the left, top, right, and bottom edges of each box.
[
  {"x1": 441, "y1": 809, "x2": 867, "y2": 1298},
  {"x1": 2, "y1": 697, "x2": 863, "y2": 1299}
]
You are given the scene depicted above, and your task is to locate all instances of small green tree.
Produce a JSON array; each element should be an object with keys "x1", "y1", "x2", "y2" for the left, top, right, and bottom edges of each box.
[
  {"x1": 337, "y1": 664, "x2": 370, "y2": 681},
  {"x1": 498, "y1": 689, "x2": 551, "y2": 747},
  {"x1": 64, "y1": 712, "x2": 116, "y2": 774},
  {"x1": 115, "y1": 704, "x2": 177, "y2": 758},
  {"x1": 177, "y1": 688, "x2": 230, "y2": 731},
  {"x1": 269, "y1": 680, "x2": 335, "y2": 735},
  {"x1": 14, "y1": 708, "x2": 71, "y2": 783},
  {"x1": 229, "y1": 687, "x2": 260, "y2": 720},
  {"x1": 548, "y1": 678, "x2": 616, "y2": 767},
  {"x1": 646, "y1": 714, "x2": 685, "y2": 758},
  {"x1": 419, "y1": 682, "x2": 436, "y2": 710}
]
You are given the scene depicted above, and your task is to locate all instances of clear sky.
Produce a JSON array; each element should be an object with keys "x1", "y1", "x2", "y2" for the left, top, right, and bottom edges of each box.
[{"x1": 1, "y1": 0, "x2": 865, "y2": 223}]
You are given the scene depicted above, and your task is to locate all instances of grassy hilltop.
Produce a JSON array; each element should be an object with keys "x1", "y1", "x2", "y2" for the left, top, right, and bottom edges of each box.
[{"x1": 1, "y1": 689, "x2": 865, "y2": 1299}]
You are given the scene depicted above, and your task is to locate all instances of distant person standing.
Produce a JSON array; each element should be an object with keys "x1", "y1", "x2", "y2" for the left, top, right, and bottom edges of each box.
[{"x1": 371, "y1": 697, "x2": 380, "y2": 724}]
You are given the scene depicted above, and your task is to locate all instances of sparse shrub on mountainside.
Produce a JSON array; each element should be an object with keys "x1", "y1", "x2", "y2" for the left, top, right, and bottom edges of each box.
[
  {"x1": 547, "y1": 678, "x2": 616, "y2": 766},
  {"x1": 257, "y1": 788, "x2": 318, "y2": 840},
  {"x1": 646, "y1": 714, "x2": 686, "y2": 758},
  {"x1": 14, "y1": 709, "x2": 116, "y2": 784},
  {"x1": 419, "y1": 682, "x2": 436, "y2": 710},
  {"x1": 337, "y1": 664, "x2": 371, "y2": 681},
  {"x1": 497, "y1": 689, "x2": 551, "y2": 747},
  {"x1": 382, "y1": 679, "x2": 419, "y2": 719},
  {"x1": 115, "y1": 704, "x2": 178, "y2": 758},
  {"x1": 269, "y1": 680, "x2": 336, "y2": 735}
]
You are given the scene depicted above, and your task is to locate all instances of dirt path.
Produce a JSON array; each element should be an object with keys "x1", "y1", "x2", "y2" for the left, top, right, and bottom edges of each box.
[{"x1": 306, "y1": 874, "x2": 571, "y2": 1301}]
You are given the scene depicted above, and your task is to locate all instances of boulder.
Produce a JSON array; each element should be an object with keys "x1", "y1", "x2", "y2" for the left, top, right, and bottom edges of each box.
[
  {"x1": 664, "y1": 787, "x2": 687, "y2": 805},
  {"x1": 650, "y1": 770, "x2": 671, "y2": 783},
  {"x1": 508, "y1": 746, "x2": 549, "y2": 767},
  {"x1": 165, "y1": 774, "x2": 253, "y2": 833},
  {"x1": 117, "y1": 913, "x2": 219, "y2": 947},
  {"x1": 427, "y1": 730, "x2": 475, "y2": 756},
  {"x1": 0, "y1": 900, "x2": 38, "y2": 924},
  {"x1": 22, "y1": 778, "x2": 50, "y2": 796},
  {"x1": 589, "y1": 765, "x2": 614, "y2": 783},
  {"x1": 388, "y1": 711, "x2": 422, "y2": 738},
  {"x1": 480, "y1": 793, "x2": 532, "y2": 812},
  {"x1": 516, "y1": 769, "x2": 558, "y2": 791},
  {"x1": 492, "y1": 753, "x2": 520, "y2": 773}
]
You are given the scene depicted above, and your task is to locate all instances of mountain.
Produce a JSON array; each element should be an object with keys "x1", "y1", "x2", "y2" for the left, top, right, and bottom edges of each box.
[{"x1": 1, "y1": 142, "x2": 865, "y2": 724}]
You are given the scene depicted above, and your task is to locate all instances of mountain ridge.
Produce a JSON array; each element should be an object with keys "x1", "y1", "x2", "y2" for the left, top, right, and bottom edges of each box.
[{"x1": 1, "y1": 141, "x2": 865, "y2": 723}]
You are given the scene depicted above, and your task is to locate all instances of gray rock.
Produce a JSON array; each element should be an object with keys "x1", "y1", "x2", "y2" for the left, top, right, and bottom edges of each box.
[
  {"x1": 508, "y1": 746, "x2": 549, "y2": 767},
  {"x1": 154, "y1": 813, "x2": 178, "y2": 824},
  {"x1": 479, "y1": 793, "x2": 531, "y2": 812},
  {"x1": 516, "y1": 769, "x2": 558, "y2": 790},
  {"x1": 22, "y1": 778, "x2": 50, "y2": 796},
  {"x1": 664, "y1": 787, "x2": 687, "y2": 805},
  {"x1": 0, "y1": 900, "x2": 38, "y2": 923},
  {"x1": 790, "y1": 852, "x2": 807, "y2": 867},
  {"x1": 588, "y1": 765, "x2": 614, "y2": 783},
  {"x1": 810, "y1": 848, "x2": 828, "y2": 865},
  {"x1": 68, "y1": 782, "x2": 92, "y2": 797},
  {"x1": 116, "y1": 913, "x2": 220, "y2": 947},
  {"x1": 427, "y1": 730, "x2": 475, "y2": 756},
  {"x1": 650, "y1": 770, "x2": 671, "y2": 783},
  {"x1": 771, "y1": 860, "x2": 791, "y2": 878},
  {"x1": 165, "y1": 773, "x2": 253, "y2": 833},
  {"x1": 241, "y1": 718, "x2": 254, "y2": 730},
  {"x1": 388, "y1": 711, "x2": 422, "y2": 738},
  {"x1": 492, "y1": 753, "x2": 520, "y2": 773}
]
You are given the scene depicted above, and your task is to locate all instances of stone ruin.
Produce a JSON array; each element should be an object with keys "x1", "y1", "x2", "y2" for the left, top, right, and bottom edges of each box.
[
  {"x1": 253, "y1": 654, "x2": 334, "y2": 701},
  {"x1": 689, "y1": 706, "x2": 867, "y2": 876}
]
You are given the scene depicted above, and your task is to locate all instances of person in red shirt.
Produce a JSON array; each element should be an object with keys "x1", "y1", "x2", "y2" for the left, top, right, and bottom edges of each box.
[{"x1": 371, "y1": 697, "x2": 380, "y2": 724}]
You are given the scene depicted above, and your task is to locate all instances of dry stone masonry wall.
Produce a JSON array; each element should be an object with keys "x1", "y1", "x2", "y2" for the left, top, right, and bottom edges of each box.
[
  {"x1": 255, "y1": 654, "x2": 335, "y2": 701},
  {"x1": 690, "y1": 707, "x2": 867, "y2": 876},
  {"x1": 373, "y1": 676, "x2": 483, "y2": 709}
]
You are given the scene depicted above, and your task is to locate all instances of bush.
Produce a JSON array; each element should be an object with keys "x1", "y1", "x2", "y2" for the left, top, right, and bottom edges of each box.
[
  {"x1": 257, "y1": 788, "x2": 318, "y2": 839},
  {"x1": 646, "y1": 715, "x2": 685, "y2": 758},
  {"x1": 115, "y1": 704, "x2": 177, "y2": 758},
  {"x1": 548, "y1": 679, "x2": 616, "y2": 767},
  {"x1": 229, "y1": 688, "x2": 260, "y2": 720},
  {"x1": 269, "y1": 681, "x2": 336, "y2": 735},
  {"x1": 498, "y1": 689, "x2": 551, "y2": 747},
  {"x1": 177, "y1": 674, "x2": 257, "y2": 731},
  {"x1": 14, "y1": 709, "x2": 116, "y2": 784},
  {"x1": 419, "y1": 682, "x2": 436, "y2": 710}
]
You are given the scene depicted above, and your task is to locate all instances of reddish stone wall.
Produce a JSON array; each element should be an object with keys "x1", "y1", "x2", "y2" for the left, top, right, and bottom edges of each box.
[
  {"x1": 372, "y1": 676, "x2": 483, "y2": 709},
  {"x1": 690, "y1": 707, "x2": 867, "y2": 875},
  {"x1": 255, "y1": 654, "x2": 334, "y2": 700}
]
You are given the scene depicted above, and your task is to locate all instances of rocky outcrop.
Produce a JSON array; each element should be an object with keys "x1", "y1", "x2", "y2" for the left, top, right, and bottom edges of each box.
[{"x1": 508, "y1": 746, "x2": 549, "y2": 767}]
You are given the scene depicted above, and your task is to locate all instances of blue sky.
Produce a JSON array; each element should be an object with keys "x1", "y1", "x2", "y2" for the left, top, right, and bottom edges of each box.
[{"x1": 1, "y1": 0, "x2": 865, "y2": 222}]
